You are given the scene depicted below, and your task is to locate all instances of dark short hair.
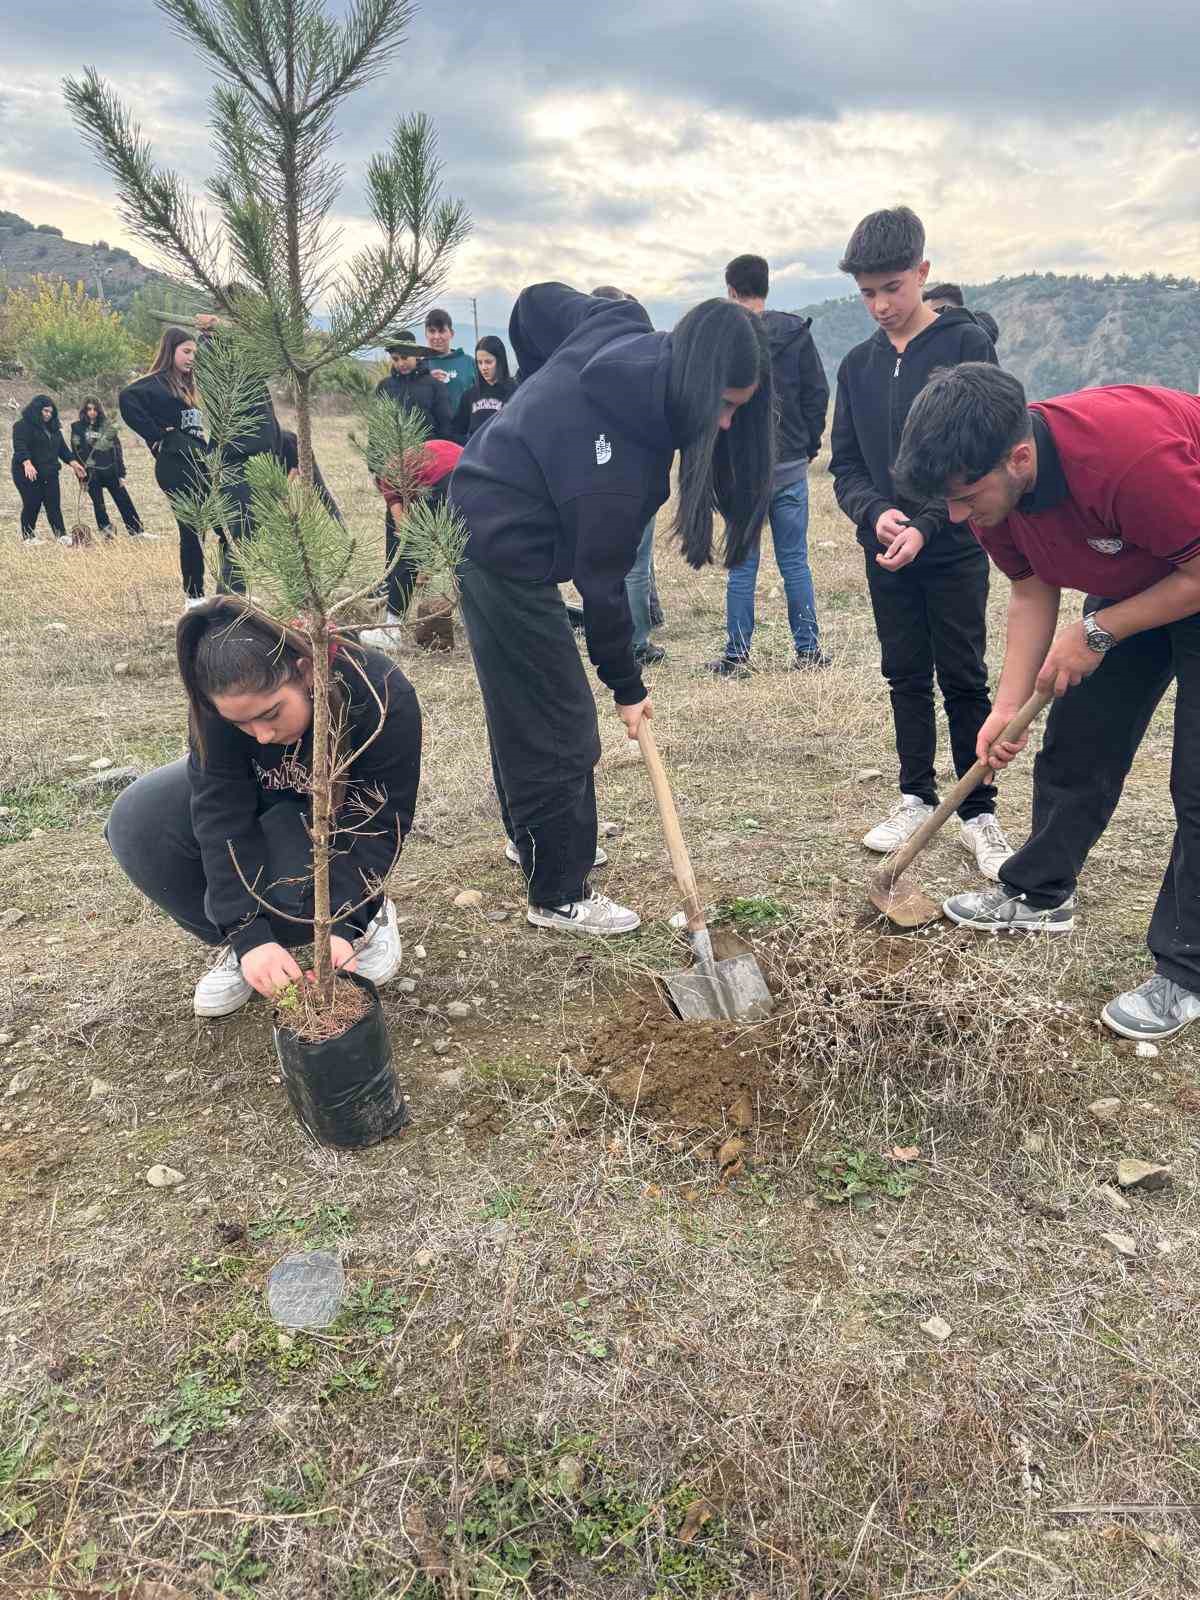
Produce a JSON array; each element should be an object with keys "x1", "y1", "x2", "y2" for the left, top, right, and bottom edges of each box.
[
  {"x1": 894, "y1": 363, "x2": 1032, "y2": 499},
  {"x1": 725, "y1": 254, "x2": 769, "y2": 300},
  {"x1": 591, "y1": 284, "x2": 626, "y2": 300},
  {"x1": 424, "y1": 308, "x2": 453, "y2": 331},
  {"x1": 839, "y1": 206, "x2": 926, "y2": 277},
  {"x1": 923, "y1": 282, "x2": 964, "y2": 306}
]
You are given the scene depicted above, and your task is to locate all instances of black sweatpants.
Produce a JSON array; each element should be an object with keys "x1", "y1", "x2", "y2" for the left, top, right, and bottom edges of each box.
[
  {"x1": 155, "y1": 446, "x2": 241, "y2": 600},
  {"x1": 1001, "y1": 604, "x2": 1200, "y2": 992},
  {"x1": 87, "y1": 473, "x2": 143, "y2": 534},
  {"x1": 104, "y1": 757, "x2": 366, "y2": 949},
  {"x1": 863, "y1": 541, "x2": 997, "y2": 821},
  {"x1": 458, "y1": 562, "x2": 601, "y2": 907},
  {"x1": 12, "y1": 466, "x2": 65, "y2": 538},
  {"x1": 384, "y1": 504, "x2": 419, "y2": 618}
]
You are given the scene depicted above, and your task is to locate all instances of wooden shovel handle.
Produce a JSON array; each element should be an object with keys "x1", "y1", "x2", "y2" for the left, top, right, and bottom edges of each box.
[
  {"x1": 636, "y1": 721, "x2": 706, "y2": 931},
  {"x1": 880, "y1": 690, "x2": 1052, "y2": 884}
]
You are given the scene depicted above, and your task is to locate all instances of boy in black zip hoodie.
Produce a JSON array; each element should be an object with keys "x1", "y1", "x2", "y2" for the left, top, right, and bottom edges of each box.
[{"x1": 830, "y1": 206, "x2": 1012, "y2": 881}]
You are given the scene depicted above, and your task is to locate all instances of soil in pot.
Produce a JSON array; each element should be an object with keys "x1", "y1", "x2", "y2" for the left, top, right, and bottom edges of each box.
[{"x1": 274, "y1": 969, "x2": 409, "y2": 1149}]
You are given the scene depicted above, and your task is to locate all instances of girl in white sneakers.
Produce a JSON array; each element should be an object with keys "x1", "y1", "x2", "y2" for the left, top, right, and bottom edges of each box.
[{"x1": 106, "y1": 599, "x2": 420, "y2": 1017}]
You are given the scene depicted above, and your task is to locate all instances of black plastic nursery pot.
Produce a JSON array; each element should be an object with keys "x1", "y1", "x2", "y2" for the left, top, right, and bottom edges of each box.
[{"x1": 273, "y1": 970, "x2": 409, "y2": 1149}]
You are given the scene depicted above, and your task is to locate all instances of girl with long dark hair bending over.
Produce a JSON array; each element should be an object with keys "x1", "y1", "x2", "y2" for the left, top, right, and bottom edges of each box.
[
  {"x1": 450, "y1": 283, "x2": 773, "y2": 937},
  {"x1": 105, "y1": 600, "x2": 420, "y2": 1019}
]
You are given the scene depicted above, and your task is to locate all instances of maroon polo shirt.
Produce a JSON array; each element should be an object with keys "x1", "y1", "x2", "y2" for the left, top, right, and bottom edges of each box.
[{"x1": 972, "y1": 385, "x2": 1200, "y2": 597}]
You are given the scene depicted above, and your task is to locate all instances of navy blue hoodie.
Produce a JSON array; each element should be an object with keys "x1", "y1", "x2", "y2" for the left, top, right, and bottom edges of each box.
[{"x1": 450, "y1": 284, "x2": 674, "y2": 704}]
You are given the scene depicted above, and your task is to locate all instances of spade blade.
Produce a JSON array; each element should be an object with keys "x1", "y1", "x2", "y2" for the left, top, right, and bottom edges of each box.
[{"x1": 868, "y1": 871, "x2": 944, "y2": 929}]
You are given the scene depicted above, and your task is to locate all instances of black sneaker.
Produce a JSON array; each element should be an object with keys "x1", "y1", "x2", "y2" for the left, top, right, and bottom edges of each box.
[
  {"x1": 705, "y1": 654, "x2": 750, "y2": 678},
  {"x1": 648, "y1": 599, "x2": 665, "y2": 629},
  {"x1": 634, "y1": 643, "x2": 666, "y2": 666},
  {"x1": 793, "y1": 648, "x2": 832, "y2": 670}
]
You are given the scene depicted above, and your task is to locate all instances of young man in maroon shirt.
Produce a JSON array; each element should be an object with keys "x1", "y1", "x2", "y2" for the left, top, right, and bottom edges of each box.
[{"x1": 894, "y1": 364, "x2": 1200, "y2": 1041}]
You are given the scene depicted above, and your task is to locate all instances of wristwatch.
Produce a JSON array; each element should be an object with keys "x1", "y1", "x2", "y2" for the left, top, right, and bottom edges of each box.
[{"x1": 1083, "y1": 613, "x2": 1117, "y2": 654}]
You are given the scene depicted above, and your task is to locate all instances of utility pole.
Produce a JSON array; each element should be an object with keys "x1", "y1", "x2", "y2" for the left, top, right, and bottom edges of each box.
[{"x1": 471, "y1": 296, "x2": 479, "y2": 346}]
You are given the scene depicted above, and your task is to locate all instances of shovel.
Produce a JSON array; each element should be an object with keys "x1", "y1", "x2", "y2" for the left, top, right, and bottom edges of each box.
[
  {"x1": 868, "y1": 690, "x2": 1052, "y2": 927},
  {"x1": 637, "y1": 722, "x2": 774, "y2": 1021}
]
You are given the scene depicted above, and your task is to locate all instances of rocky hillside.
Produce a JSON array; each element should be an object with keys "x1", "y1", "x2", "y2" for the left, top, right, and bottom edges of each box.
[
  {"x1": 799, "y1": 272, "x2": 1200, "y2": 400},
  {"x1": 0, "y1": 210, "x2": 171, "y2": 312}
]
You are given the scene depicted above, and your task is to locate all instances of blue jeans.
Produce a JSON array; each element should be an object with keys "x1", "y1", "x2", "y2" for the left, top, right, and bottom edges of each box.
[
  {"x1": 725, "y1": 476, "x2": 818, "y2": 658},
  {"x1": 625, "y1": 518, "x2": 656, "y2": 650}
]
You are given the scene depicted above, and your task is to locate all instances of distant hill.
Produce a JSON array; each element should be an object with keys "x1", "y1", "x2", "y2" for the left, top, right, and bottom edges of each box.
[
  {"x1": 0, "y1": 210, "x2": 171, "y2": 311},
  {"x1": 797, "y1": 272, "x2": 1200, "y2": 400}
]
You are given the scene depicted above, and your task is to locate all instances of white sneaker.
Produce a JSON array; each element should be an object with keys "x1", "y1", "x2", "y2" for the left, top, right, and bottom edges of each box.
[
  {"x1": 23, "y1": 536, "x2": 46, "y2": 547},
  {"x1": 960, "y1": 814, "x2": 1014, "y2": 882},
  {"x1": 358, "y1": 617, "x2": 402, "y2": 652},
  {"x1": 56, "y1": 534, "x2": 72, "y2": 547},
  {"x1": 353, "y1": 898, "x2": 403, "y2": 987},
  {"x1": 194, "y1": 946, "x2": 255, "y2": 1018},
  {"x1": 527, "y1": 891, "x2": 641, "y2": 936},
  {"x1": 861, "y1": 794, "x2": 936, "y2": 853},
  {"x1": 504, "y1": 839, "x2": 609, "y2": 868},
  {"x1": 182, "y1": 596, "x2": 206, "y2": 612}
]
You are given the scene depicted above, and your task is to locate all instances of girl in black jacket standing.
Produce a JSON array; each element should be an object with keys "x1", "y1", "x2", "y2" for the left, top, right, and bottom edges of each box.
[
  {"x1": 70, "y1": 398, "x2": 147, "y2": 538},
  {"x1": 119, "y1": 328, "x2": 237, "y2": 606},
  {"x1": 450, "y1": 283, "x2": 773, "y2": 938},
  {"x1": 453, "y1": 336, "x2": 517, "y2": 442},
  {"x1": 105, "y1": 598, "x2": 419, "y2": 1018},
  {"x1": 11, "y1": 395, "x2": 85, "y2": 544}
]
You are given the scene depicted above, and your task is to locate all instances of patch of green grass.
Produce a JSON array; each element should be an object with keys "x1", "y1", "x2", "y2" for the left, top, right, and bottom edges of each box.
[
  {"x1": 146, "y1": 1371, "x2": 243, "y2": 1449},
  {"x1": 338, "y1": 1278, "x2": 406, "y2": 1337},
  {"x1": 319, "y1": 1357, "x2": 384, "y2": 1404},
  {"x1": 815, "y1": 1147, "x2": 921, "y2": 1210},
  {"x1": 197, "y1": 1523, "x2": 270, "y2": 1597},
  {"x1": 714, "y1": 895, "x2": 792, "y2": 929},
  {"x1": 181, "y1": 1253, "x2": 252, "y2": 1285},
  {"x1": 247, "y1": 1202, "x2": 354, "y2": 1245},
  {"x1": 198, "y1": 1296, "x2": 318, "y2": 1384},
  {"x1": 0, "y1": 779, "x2": 80, "y2": 844},
  {"x1": 481, "y1": 1184, "x2": 526, "y2": 1222},
  {"x1": 0, "y1": 1406, "x2": 53, "y2": 1534}
]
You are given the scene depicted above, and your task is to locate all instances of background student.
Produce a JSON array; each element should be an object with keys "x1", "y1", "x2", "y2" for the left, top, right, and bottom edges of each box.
[
  {"x1": 923, "y1": 282, "x2": 1001, "y2": 347},
  {"x1": 105, "y1": 599, "x2": 417, "y2": 1019},
  {"x1": 454, "y1": 336, "x2": 516, "y2": 441},
  {"x1": 450, "y1": 282, "x2": 774, "y2": 938},
  {"x1": 11, "y1": 394, "x2": 85, "y2": 544},
  {"x1": 71, "y1": 398, "x2": 147, "y2": 538},
  {"x1": 830, "y1": 205, "x2": 1012, "y2": 882},
  {"x1": 423, "y1": 308, "x2": 477, "y2": 412},
  {"x1": 709, "y1": 252, "x2": 830, "y2": 675}
]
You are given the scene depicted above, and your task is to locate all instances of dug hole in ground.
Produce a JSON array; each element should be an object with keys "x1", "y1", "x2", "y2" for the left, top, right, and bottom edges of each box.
[{"x1": 1, "y1": 413, "x2": 1197, "y2": 1597}]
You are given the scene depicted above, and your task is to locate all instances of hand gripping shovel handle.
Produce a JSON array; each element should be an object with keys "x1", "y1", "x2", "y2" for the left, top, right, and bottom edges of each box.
[
  {"x1": 636, "y1": 722, "x2": 717, "y2": 965},
  {"x1": 880, "y1": 690, "x2": 1053, "y2": 886}
]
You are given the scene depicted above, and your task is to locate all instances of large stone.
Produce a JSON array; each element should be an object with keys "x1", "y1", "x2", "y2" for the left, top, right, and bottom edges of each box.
[
  {"x1": 1116, "y1": 1159, "x2": 1171, "y2": 1193},
  {"x1": 145, "y1": 1164, "x2": 185, "y2": 1188}
]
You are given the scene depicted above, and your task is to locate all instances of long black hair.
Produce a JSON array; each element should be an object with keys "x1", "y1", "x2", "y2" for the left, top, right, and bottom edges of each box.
[
  {"x1": 79, "y1": 397, "x2": 106, "y2": 426},
  {"x1": 474, "y1": 335, "x2": 511, "y2": 385},
  {"x1": 22, "y1": 394, "x2": 59, "y2": 428},
  {"x1": 667, "y1": 300, "x2": 774, "y2": 570}
]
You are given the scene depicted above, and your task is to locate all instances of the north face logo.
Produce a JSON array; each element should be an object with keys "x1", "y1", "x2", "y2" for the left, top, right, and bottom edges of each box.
[
  {"x1": 1087, "y1": 537, "x2": 1124, "y2": 555},
  {"x1": 595, "y1": 434, "x2": 612, "y2": 465}
]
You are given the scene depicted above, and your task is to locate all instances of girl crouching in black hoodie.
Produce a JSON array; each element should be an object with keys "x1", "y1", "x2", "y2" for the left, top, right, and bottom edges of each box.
[
  {"x1": 11, "y1": 395, "x2": 85, "y2": 543},
  {"x1": 71, "y1": 398, "x2": 147, "y2": 538},
  {"x1": 453, "y1": 336, "x2": 516, "y2": 442},
  {"x1": 104, "y1": 599, "x2": 421, "y2": 1019},
  {"x1": 450, "y1": 283, "x2": 773, "y2": 938},
  {"x1": 119, "y1": 328, "x2": 240, "y2": 606}
]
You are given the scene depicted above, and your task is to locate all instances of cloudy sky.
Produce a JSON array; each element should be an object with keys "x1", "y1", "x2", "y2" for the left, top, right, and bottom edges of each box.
[{"x1": 1, "y1": 0, "x2": 1197, "y2": 337}]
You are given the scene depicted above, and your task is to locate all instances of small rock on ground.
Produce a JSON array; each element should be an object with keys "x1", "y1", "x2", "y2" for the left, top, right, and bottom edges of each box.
[
  {"x1": 432, "y1": 1039, "x2": 451, "y2": 1057},
  {"x1": 1088, "y1": 1097, "x2": 1122, "y2": 1126},
  {"x1": 436, "y1": 1067, "x2": 465, "y2": 1090},
  {"x1": 920, "y1": 1315, "x2": 952, "y2": 1343},
  {"x1": 1101, "y1": 1231, "x2": 1137, "y2": 1260},
  {"x1": 445, "y1": 1001, "x2": 471, "y2": 1020},
  {"x1": 5, "y1": 1067, "x2": 36, "y2": 1098},
  {"x1": 1097, "y1": 1185, "x2": 1132, "y2": 1215},
  {"x1": 72, "y1": 766, "x2": 140, "y2": 793},
  {"x1": 414, "y1": 1248, "x2": 436, "y2": 1269},
  {"x1": 88, "y1": 757, "x2": 114, "y2": 770},
  {"x1": 0, "y1": 909, "x2": 27, "y2": 932},
  {"x1": 600, "y1": 821, "x2": 623, "y2": 837},
  {"x1": 145, "y1": 1164, "x2": 185, "y2": 1188},
  {"x1": 397, "y1": 978, "x2": 417, "y2": 994},
  {"x1": 856, "y1": 768, "x2": 883, "y2": 783},
  {"x1": 453, "y1": 889, "x2": 484, "y2": 909},
  {"x1": 1116, "y1": 1159, "x2": 1171, "y2": 1192},
  {"x1": 1134, "y1": 1041, "x2": 1160, "y2": 1058},
  {"x1": 88, "y1": 1077, "x2": 113, "y2": 1100}
]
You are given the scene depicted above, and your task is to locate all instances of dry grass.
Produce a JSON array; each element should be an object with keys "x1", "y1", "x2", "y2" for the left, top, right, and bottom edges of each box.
[{"x1": 1, "y1": 413, "x2": 1198, "y2": 1599}]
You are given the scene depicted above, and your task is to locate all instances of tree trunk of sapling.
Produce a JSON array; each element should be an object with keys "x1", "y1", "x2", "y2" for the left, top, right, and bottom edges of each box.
[{"x1": 307, "y1": 609, "x2": 335, "y2": 1009}]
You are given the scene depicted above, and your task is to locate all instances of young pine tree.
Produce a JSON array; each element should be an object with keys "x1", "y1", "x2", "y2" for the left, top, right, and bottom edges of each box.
[{"x1": 64, "y1": 0, "x2": 470, "y2": 1009}]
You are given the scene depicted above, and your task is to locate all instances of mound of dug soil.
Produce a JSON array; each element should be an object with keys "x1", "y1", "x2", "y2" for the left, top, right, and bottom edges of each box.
[{"x1": 578, "y1": 1014, "x2": 779, "y2": 1132}]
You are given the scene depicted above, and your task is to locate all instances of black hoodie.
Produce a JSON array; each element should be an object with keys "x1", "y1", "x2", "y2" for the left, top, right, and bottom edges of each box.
[
  {"x1": 454, "y1": 375, "x2": 517, "y2": 442},
  {"x1": 189, "y1": 645, "x2": 422, "y2": 958},
  {"x1": 763, "y1": 310, "x2": 829, "y2": 472},
  {"x1": 450, "y1": 284, "x2": 675, "y2": 704},
  {"x1": 12, "y1": 396, "x2": 75, "y2": 476},
  {"x1": 71, "y1": 416, "x2": 127, "y2": 481},
  {"x1": 830, "y1": 307, "x2": 997, "y2": 554},
  {"x1": 375, "y1": 364, "x2": 453, "y2": 441}
]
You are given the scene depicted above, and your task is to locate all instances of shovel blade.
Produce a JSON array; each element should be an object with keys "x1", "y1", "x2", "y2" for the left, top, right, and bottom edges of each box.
[
  {"x1": 868, "y1": 872, "x2": 943, "y2": 929},
  {"x1": 663, "y1": 955, "x2": 774, "y2": 1022}
]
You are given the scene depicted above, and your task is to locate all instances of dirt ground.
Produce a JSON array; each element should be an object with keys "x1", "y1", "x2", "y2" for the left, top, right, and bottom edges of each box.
[{"x1": 1, "y1": 410, "x2": 1198, "y2": 1599}]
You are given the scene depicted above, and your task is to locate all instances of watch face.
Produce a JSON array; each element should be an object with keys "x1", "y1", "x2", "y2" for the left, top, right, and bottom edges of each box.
[{"x1": 1086, "y1": 618, "x2": 1116, "y2": 651}]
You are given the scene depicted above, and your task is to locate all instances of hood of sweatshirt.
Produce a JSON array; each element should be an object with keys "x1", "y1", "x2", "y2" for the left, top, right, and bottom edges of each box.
[
  {"x1": 510, "y1": 282, "x2": 649, "y2": 381},
  {"x1": 867, "y1": 304, "x2": 988, "y2": 359},
  {"x1": 762, "y1": 309, "x2": 813, "y2": 357},
  {"x1": 579, "y1": 330, "x2": 674, "y2": 454},
  {"x1": 22, "y1": 394, "x2": 58, "y2": 428}
]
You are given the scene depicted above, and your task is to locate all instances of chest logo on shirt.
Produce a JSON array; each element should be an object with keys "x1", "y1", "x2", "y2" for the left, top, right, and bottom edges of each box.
[
  {"x1": 1087, "y1": 537, "x2": 1124, "y2": 555},
  {"x1": 595, "y1": 433, "x2": 612, "y2": 466}
]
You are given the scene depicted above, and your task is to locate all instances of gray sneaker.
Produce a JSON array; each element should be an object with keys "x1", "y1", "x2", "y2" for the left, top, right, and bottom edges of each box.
[
  {"x1": 943, "y1": 885, "x2": 1076, "y2": 933},
  {"x1": 1101, "y1": 974, "x2": 1200, "y2": 1041}
]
